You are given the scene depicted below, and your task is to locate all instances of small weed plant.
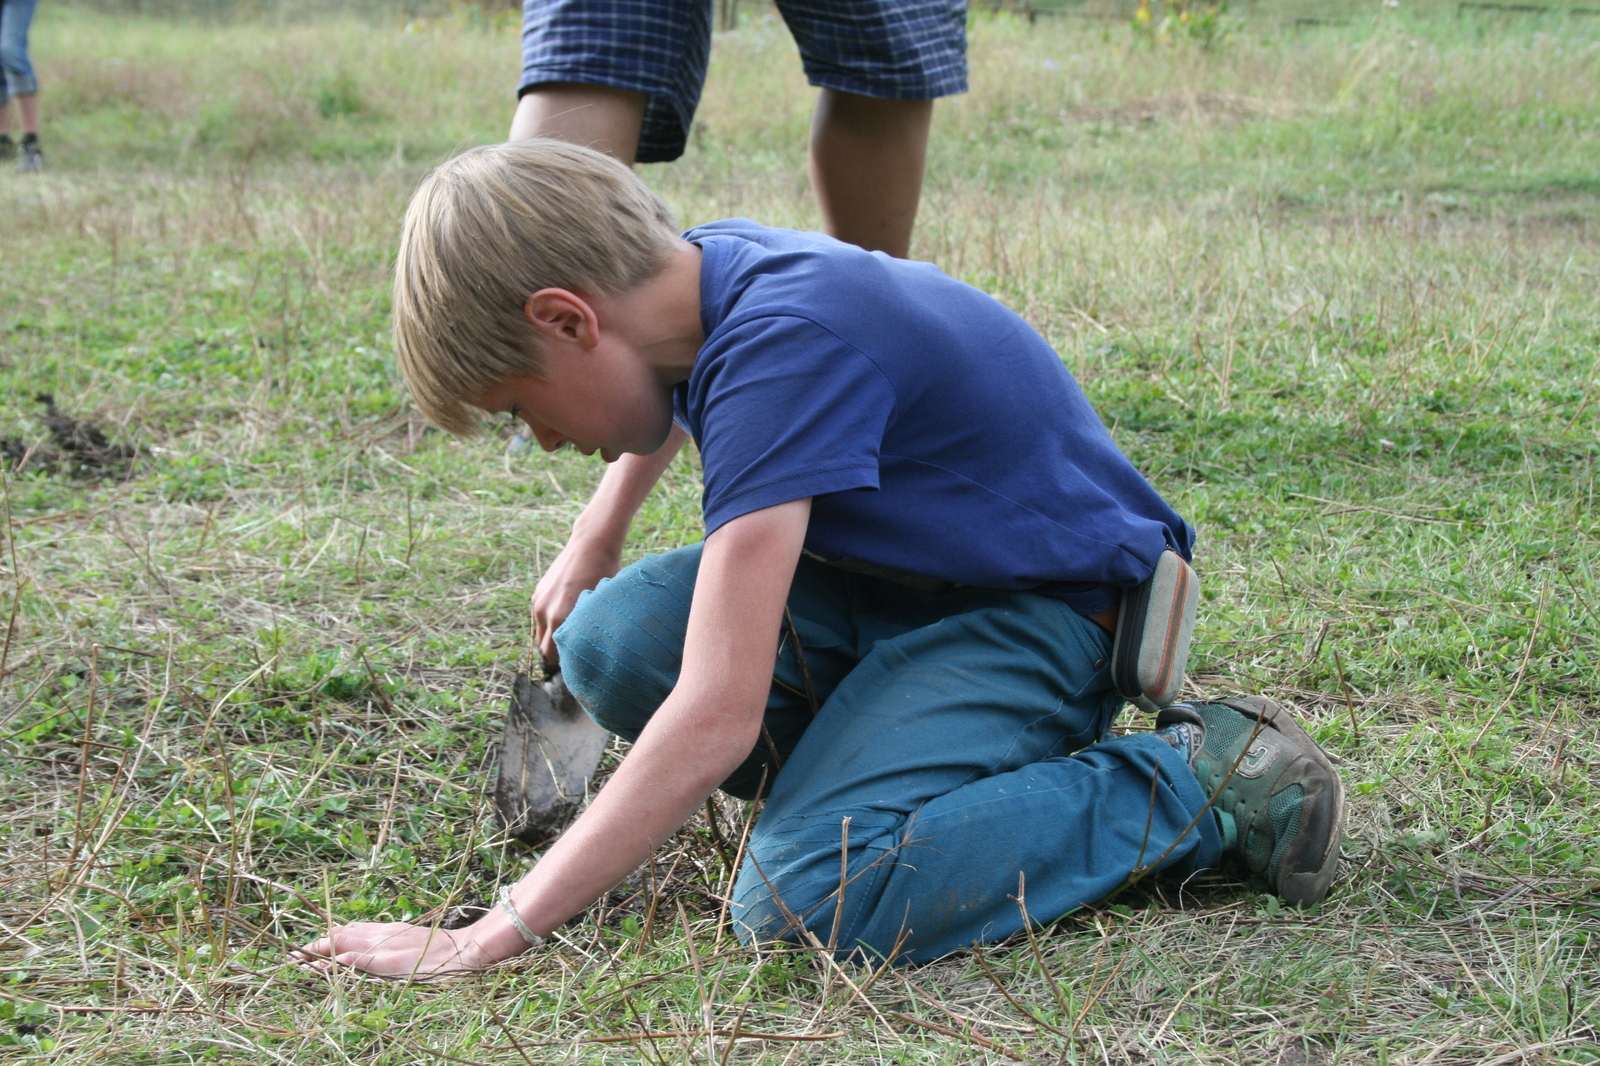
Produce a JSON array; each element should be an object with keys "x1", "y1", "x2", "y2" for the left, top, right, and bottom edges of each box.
[{"x1": 1133, "y1": 0, "x2": 1237, "y2": 50}]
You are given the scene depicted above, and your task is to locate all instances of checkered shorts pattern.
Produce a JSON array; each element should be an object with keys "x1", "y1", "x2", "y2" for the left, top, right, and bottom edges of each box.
[{"x1": 519, "y1": 0, "x2": 968, "y2": 163}]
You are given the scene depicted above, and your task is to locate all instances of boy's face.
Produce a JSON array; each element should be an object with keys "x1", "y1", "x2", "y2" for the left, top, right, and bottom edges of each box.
[
  {"x1": 477, "y1": 334, "x2": 676, "y2": 463},
  {"x1": 478, "y1": 258, "x2": 702, "y2": 461}
]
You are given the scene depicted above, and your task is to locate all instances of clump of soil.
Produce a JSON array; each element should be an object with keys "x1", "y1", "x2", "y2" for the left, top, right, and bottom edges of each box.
[{"x1": 1, "y1": 394, "x2": 139, "y2": 480}]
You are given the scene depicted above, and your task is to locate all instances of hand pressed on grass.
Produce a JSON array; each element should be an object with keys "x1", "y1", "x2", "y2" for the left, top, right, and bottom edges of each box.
[{"x1": 292, "y1": 921, "x2": 494, "y2": 978}]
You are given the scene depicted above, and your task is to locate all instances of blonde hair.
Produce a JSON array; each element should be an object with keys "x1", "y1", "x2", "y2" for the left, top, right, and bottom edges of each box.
[{"x1": 393, "y1": 139, "x2": 680, "y2": 435}]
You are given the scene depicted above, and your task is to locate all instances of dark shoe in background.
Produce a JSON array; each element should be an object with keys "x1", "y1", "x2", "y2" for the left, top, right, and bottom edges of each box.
[
  {"x1": 18, "y1": 133, "x2": 42, "y2": 173},
  {"x1": 0, "y1": 134, "x2": 14, "y2": 162}
]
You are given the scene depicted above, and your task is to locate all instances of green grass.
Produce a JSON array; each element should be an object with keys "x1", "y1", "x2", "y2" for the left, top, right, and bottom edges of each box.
[{"x1": 1, "y1": 2, "x2": 1598, "y2": 1062}]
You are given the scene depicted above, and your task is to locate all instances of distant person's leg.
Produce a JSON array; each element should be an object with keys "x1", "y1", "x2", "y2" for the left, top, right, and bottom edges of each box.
[
  {"x1": 14, "y1": 87, "x2": 34, "y2": 135},
  {"x1": 0, "y1": 0, "x2": 38, "y2": 167},
  {"x1": 808, "y1": 92, "x2": 932, "y2": 259},
  {"x1": 780, "y1": 0, "x2": 967, "y2": 257},
  {"x1": 512, "y1": 0, "x2": 712, "y2": 166}
]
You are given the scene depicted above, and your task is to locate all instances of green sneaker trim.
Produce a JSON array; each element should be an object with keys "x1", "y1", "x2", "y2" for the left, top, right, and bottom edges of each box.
[
  {"x1": 1215, "y1": 809, "x2": 1238, "y2": 851},
  {"x1": 1265, "y1": 783, "x2": 1304, "y2": 884}
]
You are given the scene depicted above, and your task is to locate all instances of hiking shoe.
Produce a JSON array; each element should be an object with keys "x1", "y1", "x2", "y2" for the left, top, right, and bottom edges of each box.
[
  {"x1": 1157, "y1": 695, "x2": 1344, "y2": 907},
  {"x1": 18, "y1": 135, "x2": 42, "y2": 173},
  {"x1": 0, "y1": 135, "x2": 13, "y2": 162}
]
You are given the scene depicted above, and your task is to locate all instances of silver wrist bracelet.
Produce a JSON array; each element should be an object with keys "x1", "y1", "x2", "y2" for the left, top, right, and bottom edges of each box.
[{"x1": 497, "y1": 886, "x2": 545, "y2": 949}]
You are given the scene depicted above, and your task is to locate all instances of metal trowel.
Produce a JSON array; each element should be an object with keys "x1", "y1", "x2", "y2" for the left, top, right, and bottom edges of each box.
[{"x1": 493, "y1": 667, "x2": 611, "y2": 846}]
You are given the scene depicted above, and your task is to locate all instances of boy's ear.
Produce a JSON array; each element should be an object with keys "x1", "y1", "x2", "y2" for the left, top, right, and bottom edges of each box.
[{"x1": 524, "y1": 289, "x2": 600, "y2": 349}]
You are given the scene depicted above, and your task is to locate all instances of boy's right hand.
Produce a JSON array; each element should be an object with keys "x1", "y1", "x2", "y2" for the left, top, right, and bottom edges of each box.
[
  {"x1": 532, "y1": 531, "x2": 622, "y2": 666},
  {"x1": 531, "y1": 426, "x2": 691, "y2": 666}
]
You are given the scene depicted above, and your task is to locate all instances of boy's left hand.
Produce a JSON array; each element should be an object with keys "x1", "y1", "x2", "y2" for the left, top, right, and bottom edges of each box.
[{"x1": 293, "y1": 921, "x2": 491, "y2": 978}]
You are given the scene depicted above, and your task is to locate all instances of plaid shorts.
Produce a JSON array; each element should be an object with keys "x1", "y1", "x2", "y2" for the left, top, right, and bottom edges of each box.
[{"x1": 519, "y1": 0, "x2": 968, "y2": 163}]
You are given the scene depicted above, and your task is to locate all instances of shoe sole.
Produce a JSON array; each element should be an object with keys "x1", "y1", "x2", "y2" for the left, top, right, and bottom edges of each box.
[{"x1": 1212, "y1": 695, "x2": 1345, "y2": 908}]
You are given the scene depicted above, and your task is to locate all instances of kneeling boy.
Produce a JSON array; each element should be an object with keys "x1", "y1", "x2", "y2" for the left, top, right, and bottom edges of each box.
[{"x1": 296, "y1": 140, "x2": 1344, "y2": 976}]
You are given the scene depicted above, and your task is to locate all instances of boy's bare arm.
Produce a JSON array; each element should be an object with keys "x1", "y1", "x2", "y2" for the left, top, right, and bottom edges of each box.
[
  {"x1": 296, "y1": 496, "x2": 811, "y2": 976},
  {"x1": 533, "y1": 424, "x2": 689, "y2": 663}
]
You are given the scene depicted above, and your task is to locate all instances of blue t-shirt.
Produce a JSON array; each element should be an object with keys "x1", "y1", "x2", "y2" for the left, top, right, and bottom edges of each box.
[{"x1": 675, "y1": 221, "x2": 1194, "y2": 616}]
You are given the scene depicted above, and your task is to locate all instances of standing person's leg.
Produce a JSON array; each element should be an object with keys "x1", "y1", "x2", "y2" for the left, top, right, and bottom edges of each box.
[
  {"x1": 730, "y1": 588, "x2": 1222, "y2": 963},
  {"x1": 778, "y1": 0, "x2": 967, "y2": 256},
  {"x1": 511, "y1": 0, "x2": 711, "y2": 166},
  {"x1": 509, "y1": 82, "x2": 646, "y2": 162},
  {"x1": 808, "y1": 93, "x2": 931, "y2": 259},
  {"x1": 14, "y1": 83, "x2": 35, "y2": 134}
]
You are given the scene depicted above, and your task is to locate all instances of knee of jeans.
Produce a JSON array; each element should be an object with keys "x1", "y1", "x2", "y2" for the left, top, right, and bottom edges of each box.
[
  {"x1": 729, "y1": 814, "x2": 895, "y2": 949},
  {"x1": 554, "y1": 591, "x2": 648, "y2": 740},
  {"x1": 553, "y1": 545, "x2": 702, "y2": 740},
  {"x1": 731, "y1": 860, "x2": 830, "y2": 948}
]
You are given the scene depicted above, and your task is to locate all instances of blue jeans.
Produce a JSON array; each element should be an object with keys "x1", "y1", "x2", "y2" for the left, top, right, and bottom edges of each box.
[
  {"x1": 0, "y1": 0, "x2": 38, "y2": 103},
  {"x1": 556, "y1": 544, "x2": 1222, "y2": 963}
]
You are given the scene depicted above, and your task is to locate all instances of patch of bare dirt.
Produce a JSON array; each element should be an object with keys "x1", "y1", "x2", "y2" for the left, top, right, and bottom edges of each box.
[{"x1": 1, "y1": 394, "x2": 139, "y2": 480}]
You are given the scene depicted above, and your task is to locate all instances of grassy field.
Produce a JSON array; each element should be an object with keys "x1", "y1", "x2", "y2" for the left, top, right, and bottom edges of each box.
[{"x1": 1, "y1": 1, "x2": 1597, "y2": 1062}]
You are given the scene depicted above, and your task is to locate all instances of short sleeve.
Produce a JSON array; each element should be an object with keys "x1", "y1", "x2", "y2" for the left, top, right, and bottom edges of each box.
[{"x1": 683, "y1": 315, "x2": 898, "y2": 534}]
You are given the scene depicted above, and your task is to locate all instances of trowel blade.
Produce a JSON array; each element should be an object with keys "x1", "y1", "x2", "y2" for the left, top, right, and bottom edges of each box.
[{"x1": 493, "y1": 671, "x2": 611, "y2": 845}]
